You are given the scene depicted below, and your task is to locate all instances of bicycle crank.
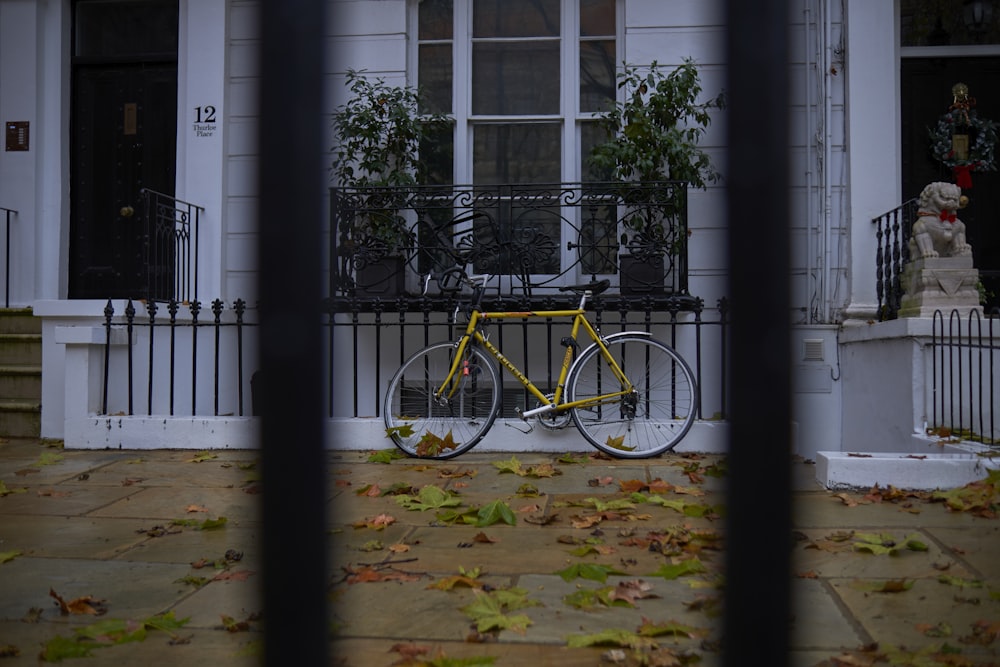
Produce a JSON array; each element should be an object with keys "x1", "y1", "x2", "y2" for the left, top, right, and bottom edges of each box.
[{"x1": 536, "y1": 393, "x2": 572, "y2": 430}]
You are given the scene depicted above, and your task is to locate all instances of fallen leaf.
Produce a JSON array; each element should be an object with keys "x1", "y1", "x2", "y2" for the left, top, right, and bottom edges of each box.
[
  {"x1": 473, "y1": 532, "x2": 498, "y2": 544},
  {"x1": 353, "y1": 513, "x2": 396, "y2": 530},
  {"x1": 343, "y1": 565, "x2": 422, "y2": 584},
  {"x1": 49, "y1": 588, "x2": 107, "y2": 616},
  {"x1": 185, "y1": 504, "x2": 209, "y2": 513}
]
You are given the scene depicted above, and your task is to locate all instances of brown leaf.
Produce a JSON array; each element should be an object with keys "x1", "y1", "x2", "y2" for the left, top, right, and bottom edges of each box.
[
  {"x1": 473, "y1": 532, "x2": 497, "y2": 544},
  {"x1": 49, "y1": 588, "x2": 106, "y2": 616},
  {"x1": 609, "y1": 579, "x2": 658, "y2": 605},
  {"x1": 121, "y1": 477, "x2": 145, "y2": 486},
  {"x1": 344, "y1": 565, "x2": 422, "y2": 584},
  {"x1": 524, "y1": 513, "x2": 558, "y2": 525},
  {"x1": 588, "y1": 476, "x2": 615, "y2": 487},
  {"x1": 185, "y1": 504, "x2": 209, "y2": 513},
  {"x1": 517, "y1": 503, "x2": 542, "y2": 513},
  {"x1": 390, "y1": 643, "x2": 431, "y2": 661},
  {"x1": 832, "y1": 493, "x2": 860, "y2": 507},
  {"x1": 388, "y1": 543, "x2": 410, "y2": 553},
  {"x1": 353, "y1": 513, "x2": 396, "y2": 530}
]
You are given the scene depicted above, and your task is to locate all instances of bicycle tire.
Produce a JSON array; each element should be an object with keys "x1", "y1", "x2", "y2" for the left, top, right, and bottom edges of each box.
[
  {"x1": 383, "y1": 341, "x2": 501, "y2": 459},
  {"x1": 567, "y1": 333, "x2": 698, "y2": 458}
]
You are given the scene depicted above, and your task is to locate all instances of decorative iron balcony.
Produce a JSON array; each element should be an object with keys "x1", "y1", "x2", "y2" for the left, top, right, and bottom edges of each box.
[{"x1": 330, "y1": 182, "x2": 692, "y2": 310}]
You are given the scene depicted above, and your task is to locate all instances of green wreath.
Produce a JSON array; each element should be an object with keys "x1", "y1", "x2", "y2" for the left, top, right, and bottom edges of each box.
[{"x1": 928, "y1": 107, "x2": 998, "y2": 174}]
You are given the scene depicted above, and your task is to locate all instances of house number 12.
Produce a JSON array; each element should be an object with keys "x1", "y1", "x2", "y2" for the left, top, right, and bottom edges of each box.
[{"x1": 194, "y1": 106, "x2": 217, "y2": 123}]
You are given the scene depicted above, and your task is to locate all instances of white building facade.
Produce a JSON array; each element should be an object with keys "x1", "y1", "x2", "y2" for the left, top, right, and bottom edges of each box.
[{"x1": 1, "y1": 0, "x2": 996, "y2": 459}]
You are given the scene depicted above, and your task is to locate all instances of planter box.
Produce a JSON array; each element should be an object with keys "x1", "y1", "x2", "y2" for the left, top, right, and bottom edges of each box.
[
  {"x1": 619, "y1": 255, "x2": 667, "y2": 294},
  {"x1": 355, "y1": 256, "x2": 406, "y2": 296}
]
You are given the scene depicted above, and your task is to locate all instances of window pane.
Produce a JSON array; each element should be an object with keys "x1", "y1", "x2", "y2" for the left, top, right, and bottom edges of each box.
[
  {"x1": 473, "y1": 123, "x2": 561, "y2": 184},
  {"x1": 75, "y1": 0, "x2": 177, "y2": 58},
  {"x1": 580, "y1": 40, "x2": 615, "y2": 112},
  {"x1": 419, "y1": 0, "x2": 453, "y2": 40},
  {"x1": 472, "y1": 42, "x2": 560, "y2": 114},
  {"x1": 420, "y1": 121, "x2": 454, "y2": 185},
  {"x1": 581, "y1": 120, "x2": 612, "y2": 181},
  {"x1": 474, "y1": 0, "x2": 559, "y2": 37},
  {"x1": 581, "y1": 0, "x2": 615, "y2": 37},
  {"x1": 900, "y1": 0, "x2": 1000, "y2": 46},
  {"x1": 419, "y1": 44, "x2": 452, "y2": 114}
]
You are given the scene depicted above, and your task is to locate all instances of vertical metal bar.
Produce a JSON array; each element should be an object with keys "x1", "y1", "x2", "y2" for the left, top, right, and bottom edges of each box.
[
  {"x1": 168, "y1": 300, "x2": 178, "y2": 416},
  {"x1": 147, "y1": 301, "x2": 158, "y2": 415},
  {"x1": 213, "y1": 299, "x2": 223, "y2": 417},
  {"x1": 724, "y1": 2, "x2": 791, "y2": 665},
  {"x1": 235, "y1": 299, "x2": 245, "y2": 417},
  {"x1": 191, "y1": 300, "x2": 201, "y2": 415},
  {"x1": 102, "y1": 300, "x2": 114, "y2": 415},
  {"x1": 259, "y1": 0, "x2": 328, "y2": 661},
  {"x1": 125, "y1": 300, "x2": 135, "y2": 416},
  {"x1": 374, "y1": 303, "x2": 383, "y2": 418}
]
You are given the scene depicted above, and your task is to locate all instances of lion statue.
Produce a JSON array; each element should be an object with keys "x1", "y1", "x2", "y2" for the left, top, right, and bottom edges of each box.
[{"x1": 909, "y1": 182, "x2": 972, "y2": 259}]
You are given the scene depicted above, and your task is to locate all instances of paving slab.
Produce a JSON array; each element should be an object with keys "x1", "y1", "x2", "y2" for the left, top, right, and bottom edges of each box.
[{"x1": 2, "y1": 440, "x2": 999, "y2": 666}]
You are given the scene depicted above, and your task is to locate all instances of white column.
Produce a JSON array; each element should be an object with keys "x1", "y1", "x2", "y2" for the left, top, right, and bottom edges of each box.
[
  {"x1": 177, "y1": 0, "x2": 228, "y2": 300},
  {"x1": 843, "y1": 0, "x2": 901, "y2": 322}
]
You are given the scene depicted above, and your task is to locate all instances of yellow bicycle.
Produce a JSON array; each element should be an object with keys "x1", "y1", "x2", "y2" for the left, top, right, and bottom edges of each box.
[{"x1": 383, "y1": 272, "x2": 698, "y2": 459}]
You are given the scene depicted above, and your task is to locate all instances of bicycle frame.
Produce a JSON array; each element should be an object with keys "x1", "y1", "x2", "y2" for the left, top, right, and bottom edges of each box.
[{"x1": 434, "y1": 296, "x2": 635, "y2": 419}]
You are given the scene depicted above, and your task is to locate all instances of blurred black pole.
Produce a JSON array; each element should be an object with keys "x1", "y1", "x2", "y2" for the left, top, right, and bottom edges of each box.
[
  {"x1": 723, "y1": 2, "x2": 792, "y2": 666},
  {"x1": 258, "y1": 0, "x2": 328, "y2": 664}
]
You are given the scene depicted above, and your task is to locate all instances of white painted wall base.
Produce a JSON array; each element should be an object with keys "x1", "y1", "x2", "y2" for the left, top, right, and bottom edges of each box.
[
  {"x1": 815, "y1": 445, "x2": 999, "y2": 490},
  {"x1": 326, "y1": 418, "x2": 729, "y2": 455},
  {"x1": 64, "y1": 416, "x2": 260, "y2": 450}
]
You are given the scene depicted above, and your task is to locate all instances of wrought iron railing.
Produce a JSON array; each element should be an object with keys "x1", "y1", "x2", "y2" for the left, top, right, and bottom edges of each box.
[
  {"x1": 98, "y1": 294, "x2": 729, "y2": 426},
  {"x1": 930, "y1": 308, "x2": 1000, "y2": 445},
  {"x1": 0, "y1": 206, "x2": 15, "y2": 308},
  {"x1": 872, "y1": 198, "x2": 918, "y2": 321},
  {"x1": 141, "y1": 188, "x2": 203, "y2": 303},
  {"x1": 330, "y1": 182, "x2": 689, "y2": 304}
]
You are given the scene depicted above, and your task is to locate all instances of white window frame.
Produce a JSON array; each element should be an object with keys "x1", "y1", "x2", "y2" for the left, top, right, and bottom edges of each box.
[{"x1": 409, "y1": 0, "x2": 624, "y2": 288}]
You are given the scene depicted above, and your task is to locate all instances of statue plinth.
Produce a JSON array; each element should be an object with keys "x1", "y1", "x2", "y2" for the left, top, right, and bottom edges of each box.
[{"x1": 897, "y1": 256, "x2": 982, "y2": 319}]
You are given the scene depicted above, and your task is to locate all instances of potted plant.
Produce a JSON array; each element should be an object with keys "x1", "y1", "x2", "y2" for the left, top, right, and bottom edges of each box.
[
  {"x1": 331, "y1": 69, "x2": 446, "y2": 295},
  {"x1": 588, "y1": 58, "x2": 725, "y2": 293}
]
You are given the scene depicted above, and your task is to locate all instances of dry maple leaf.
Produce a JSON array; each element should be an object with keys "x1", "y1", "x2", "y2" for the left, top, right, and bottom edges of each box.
[
  {"x1": 353, "y1": 513, "x2": 396, "y2": 530},
  {"x1": 185, "y1": 504, "x2": 209, "y2": 513},
  {"x1": 390, "y1": 642, "x2": 431, "y2": 661},
  {"x1": 388, "y1": 543, "x2": 410, "y2": 553},
  {"x1": 344, "y1": 565, "x2": 421, "y2": 585},
  {"x1": 49, "y1": 588, "x2": 107, "y2": 616},
  {"x1": 473, "y1": 532, "x2": 497, "y2": 544},
  {"x1": 609, "y1": 579, "x2": 658, "y2": 605}
]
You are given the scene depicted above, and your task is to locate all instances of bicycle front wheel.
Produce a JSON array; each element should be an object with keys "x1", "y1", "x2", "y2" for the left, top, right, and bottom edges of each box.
[
  {"x1": 567, "y1": 333, "x2": 698, "y2": 458},
  {"x1": 383, "y1": 341, "x2": 501, "y2": 459}
]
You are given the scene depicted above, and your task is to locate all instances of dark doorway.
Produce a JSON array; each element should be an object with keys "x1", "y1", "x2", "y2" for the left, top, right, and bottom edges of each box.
[
  {"x1": 901, "y1": 57, "x2": 1000, "y2": 312},
  {"x1": 69, "y1": 0, "x2": 178, "y2": 299}
]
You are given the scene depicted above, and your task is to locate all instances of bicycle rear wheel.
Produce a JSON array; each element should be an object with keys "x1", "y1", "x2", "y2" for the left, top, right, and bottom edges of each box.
[
  {"x1": 567, "y1": 333, "x2": 698, "y2": 458},
  {"x1": 383, "y1": 341, "x2": 501, "y2": 459}
]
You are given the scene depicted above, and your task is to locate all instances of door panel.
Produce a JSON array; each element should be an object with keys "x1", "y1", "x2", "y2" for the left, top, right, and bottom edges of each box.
[
  {"x1": 69, "y1": 65, "x2": 177, "y2": 299},
  {"x1": 901, "y1": 58, "x2": 1000, "y2": 311}
]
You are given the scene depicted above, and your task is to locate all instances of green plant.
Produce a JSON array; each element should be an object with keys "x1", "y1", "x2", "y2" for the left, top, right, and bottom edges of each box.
[
  {"x1": 331, "y1": 69, "x2": 447, "y2": 251},
  {"x1": 589, "y1": 59, "x2": 724, "y2": 256},
  {"x1": 589, "y1": 58, "x2": 725, "y2": 186}
]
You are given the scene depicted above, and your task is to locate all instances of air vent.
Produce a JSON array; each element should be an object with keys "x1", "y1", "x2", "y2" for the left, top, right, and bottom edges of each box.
[{"x1": 802, "y1": 339, "x2": 825, "y2": 362}]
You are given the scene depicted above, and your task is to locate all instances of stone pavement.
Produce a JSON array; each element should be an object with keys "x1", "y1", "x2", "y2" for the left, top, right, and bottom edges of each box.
[{"x1": 0, "y1": 438, "x2": 998, "y2": 666}]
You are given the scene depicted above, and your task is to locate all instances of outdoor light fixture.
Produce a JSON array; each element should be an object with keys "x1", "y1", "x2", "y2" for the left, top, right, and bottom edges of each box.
[{"x1": 963, "y1": 0, "x2": 994, "y2": 32}]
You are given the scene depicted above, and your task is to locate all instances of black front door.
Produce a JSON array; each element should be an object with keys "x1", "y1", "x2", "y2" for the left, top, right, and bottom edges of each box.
[
  {"x1": 901, "y1": 57, "x2": 1000, "y2": 311},
  {"x1": 69, "y1": 0, "x2": 178, "y2": 300}
]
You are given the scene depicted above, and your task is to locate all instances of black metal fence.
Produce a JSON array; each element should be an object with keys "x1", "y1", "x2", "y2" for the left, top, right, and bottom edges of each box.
[
  {"x1": 142, "y1": 188, "x2": 203, "y2": 303},
  {"x1": 331, "y1": 181, "x2": 690, "y2": 299},
  {"x1": 100, "y1": 294, "x2": 729, "y2": 426},
  {"x1": 101, "y1": 298, "x2": 254, "y2": 417},
  {"x1": 872, "y1": 198, "x2": 918, "y2": 321},
  {"x1": 930, "y1": 308, "x2": 1000, "y2": 445},
  {"x1": 326, "y1": 293, "x2": 729, "y2": 422}
]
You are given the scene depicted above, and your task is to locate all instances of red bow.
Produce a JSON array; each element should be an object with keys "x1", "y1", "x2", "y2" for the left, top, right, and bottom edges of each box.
[{"x1": 939, "y1": 210, "x2": 957, "y2": 223}]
